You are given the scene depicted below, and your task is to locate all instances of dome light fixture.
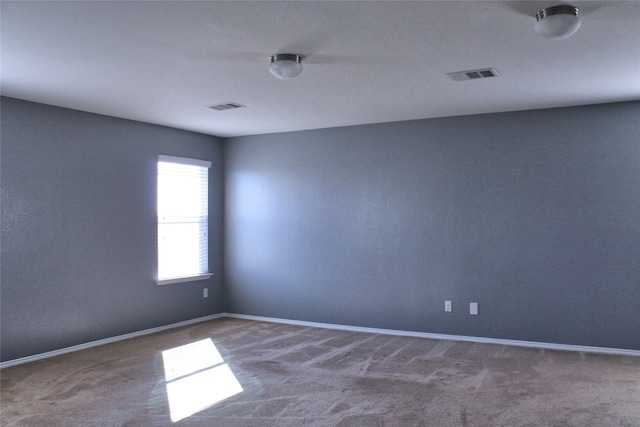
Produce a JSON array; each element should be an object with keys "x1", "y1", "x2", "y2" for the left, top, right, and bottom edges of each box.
[
  {"x1": 269, "y1": 54, "x2": 303, "y2": 79},
  {"x1": 535, "y1": 5, "x2": 581, "y2": 40}
]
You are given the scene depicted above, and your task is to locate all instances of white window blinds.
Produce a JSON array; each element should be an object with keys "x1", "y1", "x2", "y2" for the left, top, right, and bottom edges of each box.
[{"x1": 157, "y1": 155, "x2": 211, "y2": 284}]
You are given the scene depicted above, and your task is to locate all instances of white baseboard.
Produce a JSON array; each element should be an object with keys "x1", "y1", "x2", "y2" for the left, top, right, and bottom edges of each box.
[
  {"x1": 3, "y1": 311, "x2": 637, "y2": 368},
  {"x1": 0, "y1": 313, "x2": 225, "y2": 369},
  {"x1": 224, "y1": 313, "x2": 640, "y2": 357}
]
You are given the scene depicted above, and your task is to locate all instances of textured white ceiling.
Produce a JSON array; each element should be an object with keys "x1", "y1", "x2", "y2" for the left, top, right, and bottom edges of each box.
[{"x1": 2, "y1": 1, "x2": 639, "y2": 137}]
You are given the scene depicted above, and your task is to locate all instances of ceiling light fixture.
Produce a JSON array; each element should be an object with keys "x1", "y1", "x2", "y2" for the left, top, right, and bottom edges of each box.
[
  {"x1": 535, "y1": 5, "x2": 581, "y2": 39},
  {"x1": 269, "y1": 54, "x2": 303, "y2": 79}
]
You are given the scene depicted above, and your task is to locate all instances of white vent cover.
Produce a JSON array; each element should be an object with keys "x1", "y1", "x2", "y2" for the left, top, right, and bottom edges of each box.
[
  {"x1": 207, "y1": 102, "x2": 245, "y2": 111},
  {"x1": 447, "y1": 68, "x2": 499, "y2": 81}
]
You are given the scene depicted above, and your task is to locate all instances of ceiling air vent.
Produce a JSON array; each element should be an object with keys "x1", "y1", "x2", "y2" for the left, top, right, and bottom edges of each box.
[
  {"x1": 447, "y1": 68, "x2": 499, "y2": 82},
  {"x1": 207, "y1": 102, "x2": 245, "y2": 111}
]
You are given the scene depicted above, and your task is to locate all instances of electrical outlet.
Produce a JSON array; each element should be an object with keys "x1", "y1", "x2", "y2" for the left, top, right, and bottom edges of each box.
[
  {"x1": 470, "y1": 302, "x2": 478, "y2": 315},
  {"x1": 203, "y1": 288, "x2": 208, "y2": 298},
  {"x1": 445, "y1": 300, "x2": 452, "y2": 312}
]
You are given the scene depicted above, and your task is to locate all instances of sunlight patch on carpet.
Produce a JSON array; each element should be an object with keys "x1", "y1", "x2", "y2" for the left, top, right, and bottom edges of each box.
[{"x1": 162, "y1": 338, "x2": 243, "y2": 422}]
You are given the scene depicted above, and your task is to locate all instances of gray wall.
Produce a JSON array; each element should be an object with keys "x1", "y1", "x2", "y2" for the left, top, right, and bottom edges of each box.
[
  {"x1": 2, "y1": 98, "x2": 638, "y2": 362},
  {"x1": 1, "y1": 97, "x2": 224, "y2": 362},
  {"x1": 224, "y1": 101, "x2": 640, "y2": 350}
]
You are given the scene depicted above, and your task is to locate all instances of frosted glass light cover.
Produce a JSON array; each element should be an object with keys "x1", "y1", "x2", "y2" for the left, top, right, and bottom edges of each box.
[
  {"x1": 535, "y1": 14, "x2": 581, "y2": 39},
  {"x1": 269, "y1": 60, "x2": 303, "y2": 79}
]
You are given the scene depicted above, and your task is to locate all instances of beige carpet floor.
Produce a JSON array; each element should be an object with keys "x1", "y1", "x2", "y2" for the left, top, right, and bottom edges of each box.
[{"x1": 1, "y1": 318, "x2": 639, "y2": 426}]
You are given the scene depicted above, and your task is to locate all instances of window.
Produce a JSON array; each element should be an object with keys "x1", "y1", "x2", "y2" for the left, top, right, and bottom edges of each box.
[{"x1": 156, "y1": 155, "x2": 212, "y2": 285}]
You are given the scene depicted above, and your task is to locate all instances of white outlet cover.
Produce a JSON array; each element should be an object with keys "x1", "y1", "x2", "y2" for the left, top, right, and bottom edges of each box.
[
  {"x1": 203, "y1": 288, "x2": 208, "y2": 298},
  {"x1": 470, "y1": 302, "x2": 478, "y2": 315},
  {"x1": 445, "y1": 301, "x2": 452, "y2": 312}
]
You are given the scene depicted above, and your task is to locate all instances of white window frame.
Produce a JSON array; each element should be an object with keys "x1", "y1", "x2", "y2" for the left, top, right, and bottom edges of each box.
[{"x1": 156, "y1": 155, "x2": 212, "y2": 285}]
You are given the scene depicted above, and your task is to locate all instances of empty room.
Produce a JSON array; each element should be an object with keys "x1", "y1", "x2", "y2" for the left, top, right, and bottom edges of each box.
[{"x1": 1, "y1": 1, "x2": 639, "y2": 426}]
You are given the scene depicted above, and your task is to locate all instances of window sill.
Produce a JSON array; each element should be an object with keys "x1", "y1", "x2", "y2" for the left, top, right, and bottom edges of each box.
[{"x1": 156, "y1": 273, "x2": 213, "y2": 286}]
